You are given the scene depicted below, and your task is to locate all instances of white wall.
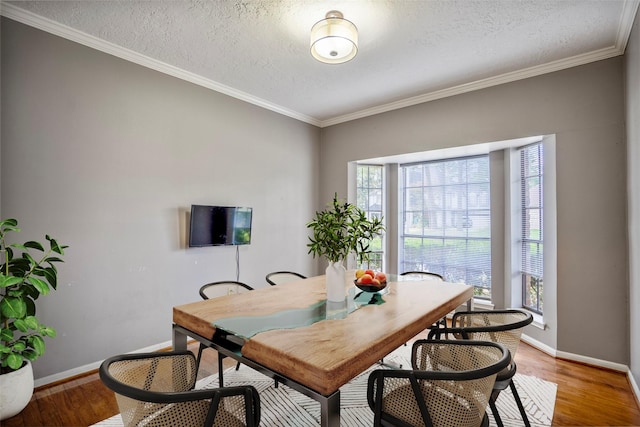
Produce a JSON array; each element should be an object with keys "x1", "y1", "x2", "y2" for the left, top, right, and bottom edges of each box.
[
  {"x1": 625, "y1": 7, "x2": 640, "y2": 389},
  {"x1": 320, "y1": 58, "x2": 629, "y2": 365},
  {"x1": 1, "y1": 18, "x2": 320, "y2": 380}
]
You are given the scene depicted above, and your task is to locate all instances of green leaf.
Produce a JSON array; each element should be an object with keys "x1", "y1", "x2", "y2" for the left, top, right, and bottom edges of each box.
[
  {"x1": 4, "y1": 246, "x2": 14, "y2": 261},
  {"x1": 14, "y1": 319, "x2": 28, "y2": 332},
  {"x1": 0, "y1": 274, "x2": 23, "y2": 288},
  {"x1": 6, "y1": 353, "x2": 23, "y2": 370},
  {"x1": 23, "y1": 252, "x2": 37, "y2": 266},
  {"x1": 48, "y1": 237, "x2": 65, "y2": 255},
  {"x1": 1, "y1": 328, "x2": 14, "y2": 342},
  {"x1": 0, "y1": 219, "x2": 18, "y2": 229},
  {"x1": 12, "y1": 341, "x2": 26, "y2": 352},
  {"x1": 27, "y1": 277, "x2": 50, "y2": 295},
  {"x1": 30, "y1": 335, "x2": 45, "y2": 356},
  {"x1": 22, "y1": 349, "x2": 38, "y2": 361},
  {"x1": 40, "y1": 267, "x2": 57, "y2": 290},
  {"x1": 23, "y1": 316, "x2": 39, "y2": 330},
  {"x1": 41, "y1": 327, "x2": 56, "y2": 338},
  {"x1": 9, "y1": 244, "x2": 29, "y2": 251},
  {"x1": 23, "y1": 241, "x2": 45, "y2": 251},
  {"x1": 0, "y1": 296, "x2": 27, "y2": 319},
  {"x1": 24, "y1": 297, "x2": 36, "y2": 316}
]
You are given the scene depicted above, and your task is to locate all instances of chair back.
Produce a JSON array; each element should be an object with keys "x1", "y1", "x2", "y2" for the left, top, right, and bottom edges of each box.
[
  {"x1": 199, "y1": 281, "x2": 254, "y2": 300},
  {"x1": 101, "y1": 352, "x2": 200, "y2": 426},
  {"x1": 368, "y1": 340, "x2": 509, "y2": 427},
  {"x1": 100, "y1": 351, "x2": 260, "y2": 427},
  {"x1": 400, "y1": 271, "x2": 444, "y2": 281},
  {"x1": 450, "y1": 309, "x2": 533, "y2": 358},
  {"x1": 265, "y1": 271, "x2": 306, "y2": 286}
]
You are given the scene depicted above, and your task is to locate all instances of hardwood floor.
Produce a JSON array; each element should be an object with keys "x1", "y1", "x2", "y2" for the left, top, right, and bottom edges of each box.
[
  {"x1": 516, "y1": 342, "x2": 640, "y2": 426},
  {"x1": 4, "y1": 340, "x2": 640, "y2": 426}
]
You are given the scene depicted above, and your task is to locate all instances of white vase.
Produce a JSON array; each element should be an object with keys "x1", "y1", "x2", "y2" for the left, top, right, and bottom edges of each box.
[
  {"x1": 325, "y1": 261, "x2": 347, "y2": 302},
  {"x1": 0, "y1": 361, "x2": 34, "y2": 421}
]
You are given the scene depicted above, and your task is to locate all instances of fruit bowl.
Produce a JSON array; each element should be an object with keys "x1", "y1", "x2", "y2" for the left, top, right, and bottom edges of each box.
[{"x1": 354, "y1": 280, "x2": 387, "y2": 293}]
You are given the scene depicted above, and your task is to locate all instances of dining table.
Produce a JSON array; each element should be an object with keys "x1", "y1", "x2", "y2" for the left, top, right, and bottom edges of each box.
[{"x1": 172, "y1": 273, "x2": 473, "y2": 427}]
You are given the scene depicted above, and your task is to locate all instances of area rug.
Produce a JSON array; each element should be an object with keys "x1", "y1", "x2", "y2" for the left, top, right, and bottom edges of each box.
[{"x1": 94, "y1": 345, "x2": 556, "y2": 426}]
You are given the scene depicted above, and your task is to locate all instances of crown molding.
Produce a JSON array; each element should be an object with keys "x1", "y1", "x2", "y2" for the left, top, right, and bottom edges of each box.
[
  {"x1": 0, "y1": 2, "x2": 322, "y2": 128},
  {"x1": 617, "y1": 0, "x2": 640, "y2": 52},
  {"x1": 321, "y1": 45, "x2": 627, "y2": 127}
]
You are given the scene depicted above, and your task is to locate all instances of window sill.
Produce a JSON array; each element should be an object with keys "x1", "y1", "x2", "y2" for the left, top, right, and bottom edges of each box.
[
  {"x1": 473, "y1": 299, "x2": 494, "y2": 311},
  {"x1": 454, "y1": 301, "x2": 546, "y2": 330},
  {"x1": 530, "y1": 312, "x2": 546, "y2": 330}
]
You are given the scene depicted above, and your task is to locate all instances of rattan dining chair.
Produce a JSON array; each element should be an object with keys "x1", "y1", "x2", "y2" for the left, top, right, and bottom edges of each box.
[
  {"x1": 375, "y1": 271, "x2": 446, "y2": 369},
  {"x1": 399, "y1": 271, "x2": 444, "y2": 281},
  {"x1": 400, "y1": 271, "x2": 447, "y2": 330},
  {"x1": 198, "y1": 281, "x2": 281, "y2": 388},
  {"x1": 367, "y1": 340, "x2": 510, "y2": 427},
  {"x1": 199, "y1": 280, "x2": 254, "y2": 299},
  {"x1": 265, "y1": 271, "x2": 306, "y2": 286},
  {"x1": 197, "y1": 281, "x2": 254, "y2": 375},
  {"x1": 99, "y1": 351, "x2": 261, "y2": 427},
  {"x1": 427, "y1": 309, "x2": 534, "y2": 427}
]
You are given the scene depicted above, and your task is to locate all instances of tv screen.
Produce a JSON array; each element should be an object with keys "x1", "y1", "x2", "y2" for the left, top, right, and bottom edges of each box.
[{"x1": 189, "y1": 205, "x2": 252, "y2": 247}]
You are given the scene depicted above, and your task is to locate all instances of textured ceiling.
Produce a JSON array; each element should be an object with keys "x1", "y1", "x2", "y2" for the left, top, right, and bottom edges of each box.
[{"x1": 2, "y1": 1, "x2": 639, "y2": 126}]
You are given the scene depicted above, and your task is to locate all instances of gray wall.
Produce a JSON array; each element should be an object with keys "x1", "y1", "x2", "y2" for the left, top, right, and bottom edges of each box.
[
  {"x1": 1, "y1": 18, "x2": 321, "y2": 380},
  {"x1": 625, "y1": 7, "x2": 640, "y2": 389},
  {"x1": 320, "y1": 58, "x2": 629, "y2": 365}
]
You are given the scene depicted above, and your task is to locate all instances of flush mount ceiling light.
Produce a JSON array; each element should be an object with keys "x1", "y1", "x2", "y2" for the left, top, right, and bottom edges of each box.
[{"x1": 310, "y1": 10, "x2": 358, "y2": 64}]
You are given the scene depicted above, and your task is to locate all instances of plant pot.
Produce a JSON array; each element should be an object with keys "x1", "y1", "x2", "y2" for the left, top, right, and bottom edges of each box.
[
  {"x1": 325, "y1": 261, "x2": 347, "y2": 302},
  {"x1": 0, "y1": 361, "x2": 34, "y2": 421}
]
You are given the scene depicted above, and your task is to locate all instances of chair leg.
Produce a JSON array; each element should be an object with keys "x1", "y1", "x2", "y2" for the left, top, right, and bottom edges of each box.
[
  {"x1": 195, "y1": 343, "x2": 205, "y2": 374},
  {"x1": 217, "y1": 352, "x2": 225, "y2": 387},
  {"x1": 489, "y1": 396, "x2": 505, "y2": 427},
  {"x1": 204, "y1": 345, "x2": 278, "y2": 390},
  {"x1": 509, "y1": 379, "x2": 532, "y2": 427}
]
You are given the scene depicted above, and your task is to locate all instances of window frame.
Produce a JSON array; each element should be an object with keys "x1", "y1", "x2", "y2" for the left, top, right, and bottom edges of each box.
[
  {"x1": 348, "y1": 135, "x2": 556, "y2": 332},
  {"x1": 519, "y1": 142, "x2": 545, "y2": 315},
  {"x1": 355, "y1": 164, "x2": 385, "y2": 271}
]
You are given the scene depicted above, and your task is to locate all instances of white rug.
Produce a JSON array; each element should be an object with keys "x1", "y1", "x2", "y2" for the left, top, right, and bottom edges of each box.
[{"x1": 94, "y1": 345, "x2": 556, "y2": 426}]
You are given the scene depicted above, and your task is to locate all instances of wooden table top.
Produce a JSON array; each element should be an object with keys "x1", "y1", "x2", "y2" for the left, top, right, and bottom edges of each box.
[{"x1": 173, "y1": 275, "x2": 472, "y2": 396}]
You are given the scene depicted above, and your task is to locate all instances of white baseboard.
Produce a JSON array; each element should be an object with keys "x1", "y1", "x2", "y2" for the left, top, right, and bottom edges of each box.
[
  {"x1": 523, "y1": 332, "x2": 629, "y2": 372},
  {"x1": 554, "y1": 349, "x2": 629, "y2": 373},
  {"x1": 521, "y1": 333, "x2": 557, "y2": 357},
  {"x1": 630, "y1": 370, "x2": 640, "y2": 407},
  {"x1": 522, "y1": 333, "x2": 631, "y2": 372},
  {"x1": 34, "y1": 340, "x2": 173, "y2": 388},
  {"x1": 522, "y1": 333, "x2": 640, "y2": 405}
]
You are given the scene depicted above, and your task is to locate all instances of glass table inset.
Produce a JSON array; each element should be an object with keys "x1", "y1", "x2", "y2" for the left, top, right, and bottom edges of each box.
[{"x1": 214, "y1": 285, "x2": 388, "y2": 341}]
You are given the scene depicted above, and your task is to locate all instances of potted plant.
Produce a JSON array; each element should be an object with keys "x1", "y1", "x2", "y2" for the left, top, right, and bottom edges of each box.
[
  {"x1": 307, "y1": 193, "x2": 384, "y2": 302},
  {"x1": 0, "y1": 218, "x2": 66, "y2": 420}
]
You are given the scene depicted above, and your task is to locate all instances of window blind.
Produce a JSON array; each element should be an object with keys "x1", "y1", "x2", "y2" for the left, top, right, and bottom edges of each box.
[
  {"x1": 400, "y1": 155, "x2": 491, "y2": 298},
  {"x1": 520, "y1": 144, "x2": 544, "y2": 278}
]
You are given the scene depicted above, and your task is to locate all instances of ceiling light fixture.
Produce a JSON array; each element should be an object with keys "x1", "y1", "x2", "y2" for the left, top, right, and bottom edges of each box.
[{"x1": 310, "y1": 10, "x2": 358, "y2": 64}]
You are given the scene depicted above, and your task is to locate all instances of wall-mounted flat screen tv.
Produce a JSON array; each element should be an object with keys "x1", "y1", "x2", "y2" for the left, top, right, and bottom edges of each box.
[{"x1": 189, "y1": 205, "x2": 253, "y2": 247}]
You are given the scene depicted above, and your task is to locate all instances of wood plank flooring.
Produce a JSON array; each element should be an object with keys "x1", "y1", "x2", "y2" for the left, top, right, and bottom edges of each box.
[{"x1": 4, "y1": 340, "x2": 640, "y2": 426}]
